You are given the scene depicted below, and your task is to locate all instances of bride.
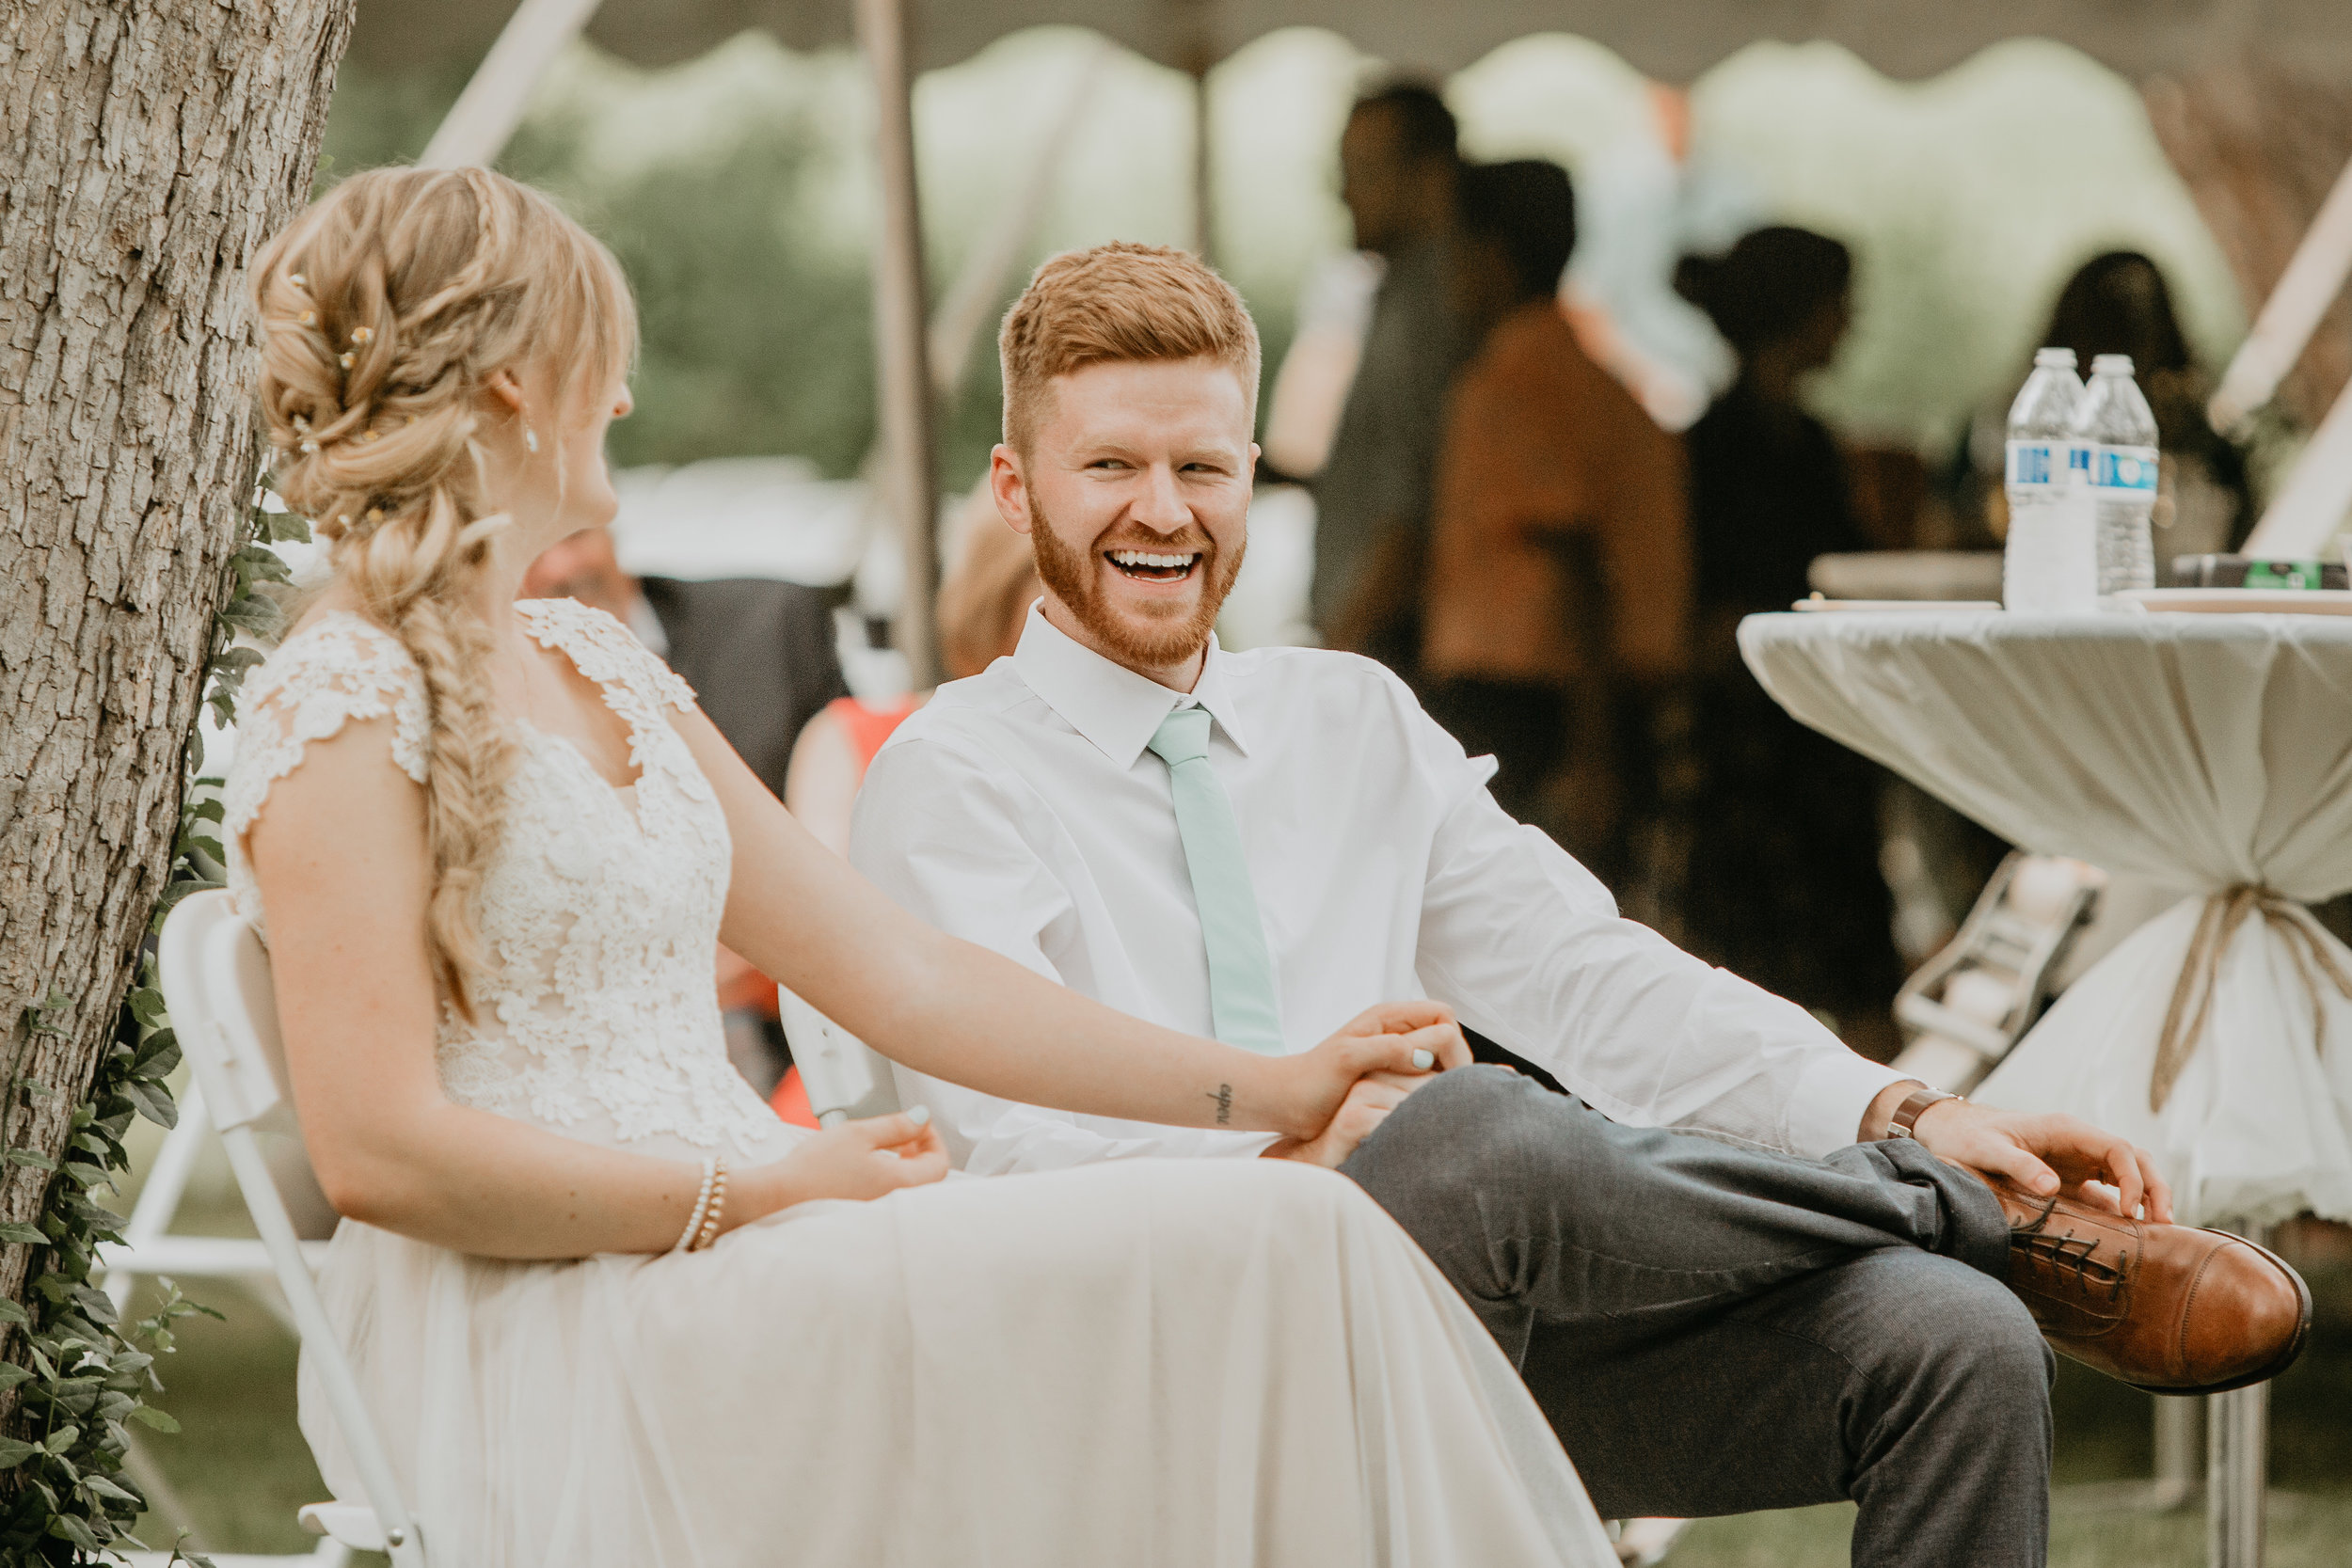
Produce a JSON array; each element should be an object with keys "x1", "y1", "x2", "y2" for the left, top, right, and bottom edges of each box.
[{"x1": 228, "y1": 166, "x2": 1613, "y2": 1565}]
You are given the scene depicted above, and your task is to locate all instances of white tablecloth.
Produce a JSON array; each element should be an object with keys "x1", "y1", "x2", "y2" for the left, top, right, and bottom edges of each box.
[{"x1": 1740, "y1": 611, "x2": 2352, "y2": 1225}]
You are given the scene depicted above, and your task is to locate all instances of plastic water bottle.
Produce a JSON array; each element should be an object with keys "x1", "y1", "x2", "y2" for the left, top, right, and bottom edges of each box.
[
  {"x1": 2002, "y1": 347, "x2": 2097, "y2": 612},
  {"x1": 2074, "y1": 353, "x2": 2160, "y2": 602}
]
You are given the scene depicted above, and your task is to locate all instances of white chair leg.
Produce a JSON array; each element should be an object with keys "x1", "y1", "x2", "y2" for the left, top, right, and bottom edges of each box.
[
  {"x1": 1613, "y1": 1517, "x2": 1691, "y2": 1566},
  {"x1": 2205, "y1": 1217, "x2": 2270, "y2": 1568},
  {"x1": 104, "y1": 1079, "x2": 214, "y2": 1311},
  {"x1": 310, "y1": 1538, "x2": 355, "y2": 1566}
]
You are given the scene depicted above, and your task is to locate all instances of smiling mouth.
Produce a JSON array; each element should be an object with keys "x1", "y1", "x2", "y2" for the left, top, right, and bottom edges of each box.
[{"x1": 1105, "y1": 547, "x2": 1201, "y2": 584}]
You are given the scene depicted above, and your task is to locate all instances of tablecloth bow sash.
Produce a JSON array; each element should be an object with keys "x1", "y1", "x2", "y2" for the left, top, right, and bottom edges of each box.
[{"x1": 2151, "y1": 885, "x2": 2352, "y2": 1112}]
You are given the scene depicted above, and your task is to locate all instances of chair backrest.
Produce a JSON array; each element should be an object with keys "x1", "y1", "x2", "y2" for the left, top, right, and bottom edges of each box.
[
  {"x1": 157, "y1": 889, "x2": 299, "y2": 1134},
  {"x1": 154, "y1": 890, "x2": 429, "y2": 1567},
  {"x1": 776, "y1": 987, "x2": 901, "y2": 1126}
]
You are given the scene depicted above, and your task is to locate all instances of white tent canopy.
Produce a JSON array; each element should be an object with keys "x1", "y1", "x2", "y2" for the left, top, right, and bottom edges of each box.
[
  {"x1": 354, "y1": 0, "x2": 2352, "y2": 87},
  {"x1": 373, "y1": 0, "x2": 2352, "y2": 673}
]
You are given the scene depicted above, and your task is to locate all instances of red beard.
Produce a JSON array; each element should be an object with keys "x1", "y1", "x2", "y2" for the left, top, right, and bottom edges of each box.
[{"x1": 1026, "y1": 502, "x2": 1246, "y2": 670}]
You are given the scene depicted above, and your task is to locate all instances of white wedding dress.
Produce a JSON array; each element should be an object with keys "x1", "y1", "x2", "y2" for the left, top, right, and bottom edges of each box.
[{"x1": 222, "y1": 598, "x2": 1613, "y2": 1568}]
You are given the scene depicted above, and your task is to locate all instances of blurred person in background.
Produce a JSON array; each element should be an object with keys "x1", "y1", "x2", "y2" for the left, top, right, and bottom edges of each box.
[
  {"x1": 1422, "y1": 159, "x2": 1690, "y2": 874},
  {"x1": 525, "y1": 527, "x2": 849, "y2": 1096},
  {"x1": 768, "y1": 493, "x2": 1045, "y2": 1126},
  {"x1": 786, "y1": 488, "x2": 1043, "y2": 857},
  {"x1": 524, "y1": 524, "x2": 847, "y2": 803},
  {"x1": 1311, "y1": 81, "x2": 1471, "y2": 678},
  {"x1": 1674, "y1": 226, "x2": 1903, "y2": 1055},
  {"x1": 1946, "y1": 249, "x2": 2251, "y2": 559}
]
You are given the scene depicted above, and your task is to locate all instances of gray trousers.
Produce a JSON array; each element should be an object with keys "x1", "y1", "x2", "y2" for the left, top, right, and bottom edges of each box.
[{"x1": 1340, "y1": 1067, "x2": 2052, "y2": 1568}]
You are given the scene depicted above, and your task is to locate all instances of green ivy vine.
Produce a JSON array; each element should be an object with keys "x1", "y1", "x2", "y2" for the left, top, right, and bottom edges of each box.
[{"x1": 0, "y1": 489, "x2": 310, "y2": 1564}]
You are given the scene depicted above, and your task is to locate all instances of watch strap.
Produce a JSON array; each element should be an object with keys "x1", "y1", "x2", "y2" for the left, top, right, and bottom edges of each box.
[{"x1": 1885, "y1": 1085, "x2": 1961, "y2": 1140}]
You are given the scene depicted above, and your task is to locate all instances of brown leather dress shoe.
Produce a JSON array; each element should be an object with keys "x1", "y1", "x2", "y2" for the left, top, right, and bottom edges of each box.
[{"x1": 1993, "y1": 1183, "x2": 2312, "y2": 1394}]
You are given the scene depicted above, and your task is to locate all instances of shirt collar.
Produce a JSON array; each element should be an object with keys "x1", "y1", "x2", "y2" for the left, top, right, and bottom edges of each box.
[{"x1": 1011, "y1": 605, "x2": 1251, "y2": 769}]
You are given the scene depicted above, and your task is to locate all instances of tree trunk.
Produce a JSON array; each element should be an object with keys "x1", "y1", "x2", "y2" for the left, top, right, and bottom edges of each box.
[{"x1": 0, "y1": 0, "x2": 356, "y2": 1317}]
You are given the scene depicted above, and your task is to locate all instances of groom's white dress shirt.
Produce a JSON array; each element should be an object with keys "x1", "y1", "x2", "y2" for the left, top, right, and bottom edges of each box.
[{"x1": 850, "y1": 606, "x2": 1906, "y2": 1175}]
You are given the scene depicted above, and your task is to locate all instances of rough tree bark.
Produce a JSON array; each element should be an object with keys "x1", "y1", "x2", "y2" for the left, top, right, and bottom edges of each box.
[{"x1": 0, "y1": 0, "x2": 356, "y2": 1320}]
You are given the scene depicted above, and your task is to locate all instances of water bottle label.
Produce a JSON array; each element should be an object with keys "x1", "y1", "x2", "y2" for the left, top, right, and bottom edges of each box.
[
  {"x1": 2007, "y1": 439, "x2": 2065, "y2": 490},
  {"x1": 2090, "y1": 445, "x2": 2159, "y2": 494}
]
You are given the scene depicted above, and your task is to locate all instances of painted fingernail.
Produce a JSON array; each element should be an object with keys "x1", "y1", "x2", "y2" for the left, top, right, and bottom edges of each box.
[
  {"x1": 1411, "y1": 1049, "x2": 1434, "y2": 1069},
  {"x1": 906, "y1": 1105, "x2": 930, "y2": 1126}
]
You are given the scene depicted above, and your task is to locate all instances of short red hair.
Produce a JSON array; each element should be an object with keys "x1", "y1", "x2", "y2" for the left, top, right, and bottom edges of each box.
[{"x1": 997, "y1": 241, "x2": 1261, "y2": 453}]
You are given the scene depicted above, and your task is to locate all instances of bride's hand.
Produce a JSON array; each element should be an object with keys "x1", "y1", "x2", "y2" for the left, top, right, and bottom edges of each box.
[
  {"x1": 1265, "y1": 1001, "x2": 1469, "y2": 1144},
  {"x1": 763, "y1": 1110, "x2": 950, "y2": 1211}
]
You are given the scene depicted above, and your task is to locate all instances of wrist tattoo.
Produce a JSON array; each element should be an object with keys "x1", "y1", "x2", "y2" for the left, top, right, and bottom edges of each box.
[{"x1": 1208, "y1": 1083, "x2": 1233, "y2": 1125}]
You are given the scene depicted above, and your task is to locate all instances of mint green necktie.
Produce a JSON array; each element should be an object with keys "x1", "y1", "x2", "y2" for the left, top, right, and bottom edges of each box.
[{"x1": 1147, "y1": 706, "x2": 1287, "y2": 1054}]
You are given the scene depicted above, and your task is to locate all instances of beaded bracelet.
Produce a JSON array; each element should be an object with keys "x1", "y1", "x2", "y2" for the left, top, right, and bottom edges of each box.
[
  {"x1": 673, "y1": 1157, "x2": 717, "y2": 1254},
  {"x1": 691, "y1": 1159, "x2": 729, "y2": 1252}
]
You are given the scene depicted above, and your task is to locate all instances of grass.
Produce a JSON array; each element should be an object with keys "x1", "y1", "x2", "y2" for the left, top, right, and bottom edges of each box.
[
  {"x1": 109, "y1": 1125, "x2": 2352, "y2": 1563},
  {"x1": 1668, "y1": 1495, "x2": 2352, "y2": 1568}
]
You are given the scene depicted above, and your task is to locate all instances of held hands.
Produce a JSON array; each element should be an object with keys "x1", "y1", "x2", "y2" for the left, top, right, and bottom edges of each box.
[
  {"x1": 1268, "y1": 1072, "x2": 1429, "y2": 1168},
  {"x1": 1262, "y1": 1001, "x2": 1469, "y2": 1164},
  {"x1": 762, "y1": 1109, "x2": 950, "y2": 1211},
  {"x1": 1909, "y1": 1098, "x2": 2175, "y2": 1224}
]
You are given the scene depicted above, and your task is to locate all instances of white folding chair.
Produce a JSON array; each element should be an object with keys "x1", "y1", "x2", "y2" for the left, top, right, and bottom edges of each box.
[
  {"x1": 777, "y1": 987, "x2": 899, "y2": 1127},
  {"x1": 153, "y1": 890, "x2": 428, "y2": 1568},
  {"x1": 98, "y1": 1078, "x2": 331, "y2": 1325}
]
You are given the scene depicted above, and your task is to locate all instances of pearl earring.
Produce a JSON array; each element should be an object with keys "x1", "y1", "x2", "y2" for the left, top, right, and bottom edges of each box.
[{"x1": 524, "y1": 421, "x2": 539, "y2": 454}]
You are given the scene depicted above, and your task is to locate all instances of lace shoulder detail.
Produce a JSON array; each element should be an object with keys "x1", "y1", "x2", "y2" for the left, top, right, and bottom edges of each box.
[
  {"x1": 516, "y1": 597, "x2": 696, "y2": 715},
  {"x1": 223, "y1": 614, "x2": 429, "y2": 847}
]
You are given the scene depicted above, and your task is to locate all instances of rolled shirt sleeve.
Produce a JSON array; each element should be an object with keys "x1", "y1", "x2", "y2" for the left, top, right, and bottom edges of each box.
[{"x1": 850, "y1": 736, "x2": 1280, "y2": 1173}]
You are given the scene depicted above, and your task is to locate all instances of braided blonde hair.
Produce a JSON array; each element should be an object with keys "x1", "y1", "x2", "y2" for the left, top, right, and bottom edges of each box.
[{"x1": 250, "y1": 167, "x2": 637, "y2": 1018}]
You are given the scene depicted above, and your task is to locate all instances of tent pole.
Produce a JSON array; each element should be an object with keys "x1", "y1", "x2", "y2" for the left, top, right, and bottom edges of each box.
[
  {"x1": 857, "y1": 0, "x2": 940, "y2": 687},
  {"x1": 1191, "y1": 64, "x2": 1215, "y2": 262},
  {"x1": 925, "y1": 38, "x2": 1112, "y2": 395},
  {"x1": 1168, "y1": 0, "x2": 1217, "y2": 261},
  {"x1": 2209, "y1": 150, "x2": 2352, "y2": 434},
  {"x1": 418, "y1": 0, "x2": 606, "y2": 170},
  {"x1": 2240, "y1": 366, "x2": 2352, "y2": 554}
]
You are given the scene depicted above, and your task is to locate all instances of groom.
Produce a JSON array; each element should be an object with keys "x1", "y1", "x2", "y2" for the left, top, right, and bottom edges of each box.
[{"x1": 848, "y1": 243, "x2": 2307, "y2": 1565}]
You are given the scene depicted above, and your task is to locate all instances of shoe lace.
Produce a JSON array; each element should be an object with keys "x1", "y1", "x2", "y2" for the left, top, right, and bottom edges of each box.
[{"x1": 2011, "y1": 1196, "x2": 2129, "y2": 1299}]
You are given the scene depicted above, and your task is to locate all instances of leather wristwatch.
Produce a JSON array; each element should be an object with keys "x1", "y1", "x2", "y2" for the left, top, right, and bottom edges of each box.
[{"x1": 1882, "y1": 1085, "x2": 1961, "y2": 1140}]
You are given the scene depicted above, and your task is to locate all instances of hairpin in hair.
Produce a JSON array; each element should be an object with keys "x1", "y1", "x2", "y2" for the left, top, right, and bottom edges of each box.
[
  {"x1": 290, "y1": 272, "x2": 308, "y2": 290},
  {"x1": 339, "y1": 353, "x2": 355, "y2": 369},
  {"x1": 297, "y1": 309, "x2": 316, "y2": 326},
  {"x1": 365, "y1": 508, "x2": 385, "y2": 524},
  {"x1": 350, "y1": 327, "x2": 373, "y2": 345},
  {"x1": 362, "y1": 430, "x2": 380, "y2": 443}
]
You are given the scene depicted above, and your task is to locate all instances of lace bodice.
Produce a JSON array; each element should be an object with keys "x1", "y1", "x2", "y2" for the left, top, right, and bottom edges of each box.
[{"x1": 225, "y1": 599, "x2": 788, "y2": 1160}]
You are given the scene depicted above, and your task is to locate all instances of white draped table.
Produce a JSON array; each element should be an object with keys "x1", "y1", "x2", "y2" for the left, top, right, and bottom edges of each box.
[
  {"x1": 1740, "y1": 610, "x2": 2352, "y2": 1224},
  {"x1": 1740, "y1": 610, "x2": 2352, "y2": 1567}
]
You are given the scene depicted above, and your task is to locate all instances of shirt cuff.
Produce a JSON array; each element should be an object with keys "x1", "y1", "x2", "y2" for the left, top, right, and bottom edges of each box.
[{"x1": 1786, "y1": 1050, "x2": 1913, "y2": 1159}]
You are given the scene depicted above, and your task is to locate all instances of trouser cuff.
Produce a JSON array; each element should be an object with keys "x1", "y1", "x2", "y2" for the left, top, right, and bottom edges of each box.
[{"x1": 1875, "y1": 1135, "x2": 2012, "y2": 1280}]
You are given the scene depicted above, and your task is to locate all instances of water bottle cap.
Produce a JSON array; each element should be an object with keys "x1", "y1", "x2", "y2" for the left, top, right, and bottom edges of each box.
[
  {"x1": 2033, "y1": 346, "x2": 2078, "y2": 368},
  {"x1": 2091, "y1": 353, "x2": 2135, "y2": 375}
]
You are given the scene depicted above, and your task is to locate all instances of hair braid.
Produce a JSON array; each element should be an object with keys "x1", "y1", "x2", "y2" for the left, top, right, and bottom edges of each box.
[{"x1": 250, "y1": 167, "x2": 637, "y2": 1017}]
